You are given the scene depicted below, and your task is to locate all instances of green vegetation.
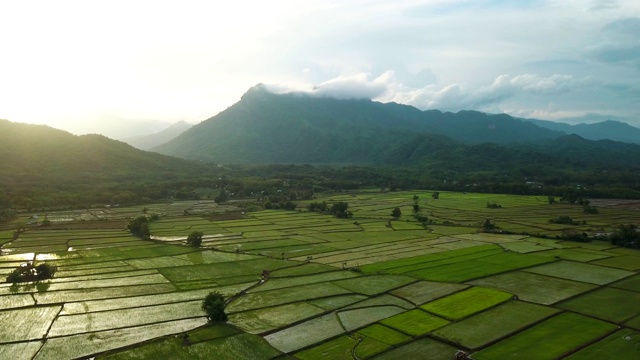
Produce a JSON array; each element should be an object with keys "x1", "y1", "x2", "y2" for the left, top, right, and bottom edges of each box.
[
  {"x1": 187, "y1": 231, "x2": 204, "y2": 248},
  {"x1": 1, "y1": 190, "x2": 639, "y2": 359},
  {"x1": 472, "y1": 313, "x2": 618, "y2": 360},
  {"x1": 432, "y1": 301, "x2": 560, "y2": 349},
  {"x1": 202, "y1": 291, "x2": 228, "y2": 323},
  {"x1": 421, "y1": 287, "x2": 513, "y2": 320},
  {"x1": 381, "y1": 309, "x2": 449, "y2": 336},
  {"x1": 6, "y1": 263, "x2": 57, "y2": 283},
  {"x1": 566, "y1": 329, "x2": 640, "y2": 360}
]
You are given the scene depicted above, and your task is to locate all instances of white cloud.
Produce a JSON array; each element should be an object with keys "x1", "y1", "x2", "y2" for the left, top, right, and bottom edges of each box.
[
  {"x1": 383, "y1": 73, "x2": 576, "y2": 112},
  {"x1": 265, "y1": 71, "x2": 395, "y2": 100}
]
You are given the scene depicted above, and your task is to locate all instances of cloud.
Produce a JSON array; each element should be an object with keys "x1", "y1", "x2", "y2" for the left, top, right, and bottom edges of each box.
[
  {"x1": 265, "y1": 71, "x2": 395, "y2": 99},
  {"x1": 589, "y1": 17, "x2": 640, "y2": 69},
  {"x1": 386, "y1": 73, "x2": 576, "y2": 111}
]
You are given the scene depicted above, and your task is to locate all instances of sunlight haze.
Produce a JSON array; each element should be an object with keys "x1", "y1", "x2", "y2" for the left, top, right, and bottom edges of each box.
[{"x1": 1, "y1": 0, "x2": 639, "y2": 137}]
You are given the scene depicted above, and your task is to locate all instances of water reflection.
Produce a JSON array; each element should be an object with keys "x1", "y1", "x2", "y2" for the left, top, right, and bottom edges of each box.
[{"x1": 36, "y1": 253, "x2": 61, "y2": 260}]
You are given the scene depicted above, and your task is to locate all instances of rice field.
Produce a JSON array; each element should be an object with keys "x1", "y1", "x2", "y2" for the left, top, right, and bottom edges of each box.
[{"x1": 0, "y1": 190, "x2": 638, "y2": 359}]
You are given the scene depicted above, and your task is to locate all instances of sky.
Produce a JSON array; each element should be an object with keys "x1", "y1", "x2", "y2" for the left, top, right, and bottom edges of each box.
[{"x1": 1, "y1": 0, "x2": 639, "y2": 137}]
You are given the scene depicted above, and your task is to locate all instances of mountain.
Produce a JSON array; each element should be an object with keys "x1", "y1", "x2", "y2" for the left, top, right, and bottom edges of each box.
[
  {"x1": 153, "y1": 84, "x2": 563, "y2": 164},
  {"x1": 526, "y1": 119, "x2": 640, "y2": 145},
  {"x1": 123, "y1": 121, "x2": 192, "y2": 150},
  {"x1": 0, "y1": 119, "x2": 215, "y2": 187}
]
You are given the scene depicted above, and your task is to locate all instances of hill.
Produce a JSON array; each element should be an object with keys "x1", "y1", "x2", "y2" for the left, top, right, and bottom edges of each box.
[
  {"x1": 153, "y1": 84, "x2": 564, "y2": 164},
  {"x1": 526, "y1": 119, "x2": 640, "y2": 145},
  {"x1": 0, "y1": 119, "x2": 219, "y2": 209},
  {"x1": 123, "y1": 120, "x2": 192, "y2": 150}
]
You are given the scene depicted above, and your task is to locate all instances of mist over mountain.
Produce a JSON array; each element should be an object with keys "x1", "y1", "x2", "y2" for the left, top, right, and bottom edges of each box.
[
  {"x1": 526, "y1": 118, "x2": 640, "y2": 145},
  {"x1": 123, "y1": 120, "x2": 192, "y2": 150},
  {"x1": 0, "y1": 119, "x2": 214, "y2": 187}
]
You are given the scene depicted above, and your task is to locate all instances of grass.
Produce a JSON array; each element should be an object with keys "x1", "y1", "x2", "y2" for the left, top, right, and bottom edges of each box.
[
  {"x1": 380, "y1": 309, "x2": 449, "y2": 336},
  {"x1": 472, "y1": 312, "x2": 618, "y2": 360},
  {"x1": 421, "y1": 286, "x2": 512, "y2": 320}
]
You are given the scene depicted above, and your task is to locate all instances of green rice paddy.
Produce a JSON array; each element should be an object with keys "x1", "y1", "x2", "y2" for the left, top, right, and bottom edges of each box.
[{"x1": 0, "y1": 191, "x2": 638, "y2": 359}]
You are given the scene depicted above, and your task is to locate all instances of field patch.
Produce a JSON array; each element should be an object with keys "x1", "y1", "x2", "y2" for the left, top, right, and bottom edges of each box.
[
  {"x1": 421, "y1": 286, "x2": 512, "y2": 320},
  {"x1": 294, "y1": 335, "x2": 355, "y2": 360},
  {"x1": 381, "y1": 309, "x2": 449, "y2": 336},
  {"x1": 0, "y1": 306, "x2": 60, "y2": 342},
  {"x1": 565, "y1": 329, "x2": 640, "y2": 360},
  {"x1": 249, "y1": 271, "x2": 359, "y2": 292},
  {"x1": 390, "y1": 280, "x2": 469, "y2": 305},
  {"x1": 532, "y1": 248, "x2": 613, "y2": 262},
  {"x1": 227, "y1": 282, "x2": 352, "y2": 312},
  {"x1": 264, "y1": 313, "x2": 345, "y2": 353},
  {"x1": 471, "y1": 312, "x2": 618, "y2": 360},
  {"x1": 370, "y1": 337, "x2": 457, "y2": 360},
  {"x1": 556, "y1": 287, "x2": 640, "y2": 323},
  {"x1": 469, "y1": 271, "x2": 596, "y2": 305},
  {"x1": 338, "y1": 306, "x2": 406, "y2": 331},
  {"x1": 333, "y1": 275, "x2": 415, "y2": 296},
  {"x1": 432, "y1": 301, "x2": 560, "y2": 349},
  {"x1": 229, "y1": 302, "x2": 325, "y2": 334},
  {"x1": 358, "y1": 324, "x2": 411, "y2": 345},
  {"x1": 0, "y1": 341, "x2": 43, "y2": 360},
  {"x1": 610, "y1": 274, "x2": 640, "y2": 292},
  {"x1": 308, "y1": 294, "x2": 368, "y2": 311},
  {"x1": 48, "y1": 300, "x2": 204, "y2": 337},
  {"x1": 591, "y1": 255, "x2": 640, "y2": 271},
  {"x1": 524, "y1": 261, "x2": 633, "y2": 285}
]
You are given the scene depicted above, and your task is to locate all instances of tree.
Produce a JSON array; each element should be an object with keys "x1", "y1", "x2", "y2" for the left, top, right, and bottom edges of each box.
[
  {"x1": 6, "y1": 263, "x2": 57, "y2": 283},
  {"x1": 214, "y1": 190, "x2": 229, "y2": 204},
  {"x1": 187, "y1": 231, "x2": 203, "y2": 247},
  {"x1": 127, "y1": 216, "x2": 150, "y2": 239},
  {"x1": 480, "y1": 219, "x2": 497, "y2": 232},
  {"x1": 412, "y1": 204, "x2": 420, "y2": 215},
  {"x1": 330, "y1": 202, "x2": 352, "y2": 218},
  {"x1": 202, "y1": 291, "x2": 228, "y2": 323},
  {"x1": 412, "y1": 195, "x2": 419, "y2": 203},
  {"x1": 391, "y1": 207, "x2": 402, "y2": 219},
  {"x1": 432, "y1": 192, "x2": 440, "y2": 199},
  {"x1": 609, "y1": 224, "x2": 640, "y2": 249}
]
